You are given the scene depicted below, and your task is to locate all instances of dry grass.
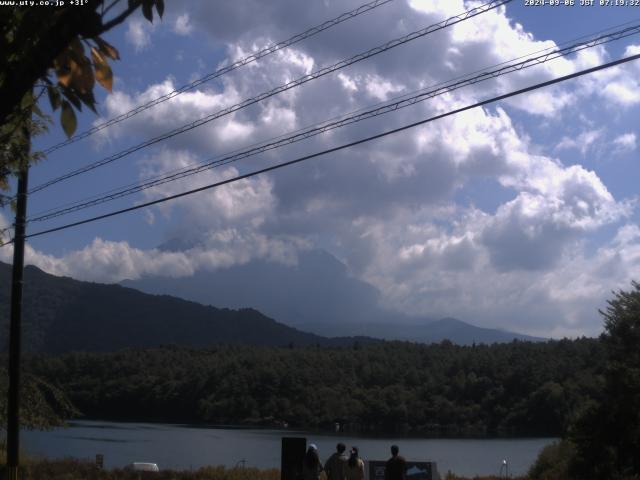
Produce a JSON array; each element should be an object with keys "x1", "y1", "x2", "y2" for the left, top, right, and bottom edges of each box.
[{"x1": 0, "y1": 458, "x2": 279, "y2": 480}]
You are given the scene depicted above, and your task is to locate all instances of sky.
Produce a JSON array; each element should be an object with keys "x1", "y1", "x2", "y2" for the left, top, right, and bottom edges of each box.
[{"x1": 2, "y1": 0, "x2": 640, "y2": 338}]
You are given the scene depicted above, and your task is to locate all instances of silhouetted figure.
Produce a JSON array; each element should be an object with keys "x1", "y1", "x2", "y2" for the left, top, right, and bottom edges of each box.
[
  {"x1": 345, "y1": 446, "x2": 365, "y2": 480},
  {"x1": 302, "y1": 444, "x2": 323, "y2": 480},
  {"x1": 324, "y1": 442, "x2": 348, "y2": 480},
  {"x1": 384, "y1": 445, "x2": 407, "y2": 480}
]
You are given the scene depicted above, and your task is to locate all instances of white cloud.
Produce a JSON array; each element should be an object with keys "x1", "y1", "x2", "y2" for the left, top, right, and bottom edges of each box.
[
  {"x1": 0, "y1": 234, "x2": 305, "y2": 284},
  {"x1": 137, "y1": 149, "x2": 276, "y2": 226},
  {"x1": 580, "y1": 44, "x2": 640, "y2": 107},
  {"x1": 365, "y1": 75, "x2": 404, "y2": 102},
  {"x1": 24, "y1": 0, "x2": 640, "y2": 338},
  {"x1": 173, "y1": 13, "x2": 193, "y2": 36},
  {"x1": 352, "y1": 207, "x2": 640, "y2": 337},
  {"x1": 612, "y1": 132, "x2": 637, "y2": 153},
  {"x1": 95, "y1": 79, "x2": 252, "y2": 152},
  {"x1": 603, "y1": 82, "x2": 640, "y2": 106},
  {"x1": 555, "y1": 129, "x2": 603, "y2": 156},
  {"x1": 125, "y1": 18, "x2": 154, "y2": 52}
]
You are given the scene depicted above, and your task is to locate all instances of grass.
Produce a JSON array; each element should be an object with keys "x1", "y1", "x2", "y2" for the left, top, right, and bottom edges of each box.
[
  {"x1": 0, "y1": 457, "x2": 279, "y2": 480},
  {"x1": 0, "y1": 443, "x2": 537, "y2": 480},
  {"x1": 444, "y1": 475, "x2": 526, "y2": 480}
]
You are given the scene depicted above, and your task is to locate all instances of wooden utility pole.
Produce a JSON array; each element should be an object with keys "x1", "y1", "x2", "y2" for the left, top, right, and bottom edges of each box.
[{"x1": 6, "y1": 127, "x2": 29, "y2": 480}]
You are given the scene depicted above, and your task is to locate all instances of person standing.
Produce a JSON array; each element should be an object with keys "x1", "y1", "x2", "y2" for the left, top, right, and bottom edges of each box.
[
  {"x1": 324, "y1": 442, "x2": 348, "y2": 480},
  {"x1": 345, "y1": 446, "x2": 365, "y2": 480},
  {"x1": 384, "y1": 445, "x2": 407, "y2": 480},
  {"x1": 302, "y1": 444, "x2": 323, "y2": 480}
]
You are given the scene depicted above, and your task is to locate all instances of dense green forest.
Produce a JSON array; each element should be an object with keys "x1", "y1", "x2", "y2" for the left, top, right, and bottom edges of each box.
[{"x1": 23, "y1": 338, "x2": 604, "y2": 437}]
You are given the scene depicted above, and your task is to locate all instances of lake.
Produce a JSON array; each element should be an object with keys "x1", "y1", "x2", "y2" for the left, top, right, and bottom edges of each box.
[{"x1": 23, "y1": 421, "x2": 556, "y2": 478}]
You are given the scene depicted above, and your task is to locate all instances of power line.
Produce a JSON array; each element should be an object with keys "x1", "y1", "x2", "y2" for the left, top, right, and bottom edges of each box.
[
  {"x1": 29, "y1": 17, "x2": 640, "y2": 220},
  {"x1": 41, "y1": 0, "x2": 395, "y2": 155},
  {"x1": 26, "y1": 23, "x2": 640, "y2": 224},
  {"x1": 29, "y1": 0, "x2": 511, "y2": 195},
  {"x1": 9, "y1": 51, "x2": 637, "y2": 244}
]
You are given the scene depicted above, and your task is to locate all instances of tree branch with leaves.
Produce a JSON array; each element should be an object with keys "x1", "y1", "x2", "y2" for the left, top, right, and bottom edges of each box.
[{"x1": 0, "y1": 0, "x2": 164, "y2": 183}]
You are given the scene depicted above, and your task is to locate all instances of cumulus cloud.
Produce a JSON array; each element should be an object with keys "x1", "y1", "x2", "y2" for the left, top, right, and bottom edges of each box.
[
  {"x1": 351, "y1": 208, "x2": 640, "y2": 337},
  {"x1": 612, "y1": 132, "x2": 637, "y2": 153},
  {"x1": 125, "y1": 18, "x2": 154, "y2": 52},
  {"x1": 574, "y1": 44, "x2": 640, "y2": 108},
  {"x1": 0, "y1": 234, "x2": 305, "y2": 284},
  {"x1": 555, "y1": 129, "x2": 604, "y2": 156},
  {"x1": 173, "y1": 13, "x2": 194, "y2": 36},
  {"x1": 23, "y1": 0, "x2": 640, "y2": 337},
  {"x1": 136, "y1": 149, "x2": 277, "y2": 229}
]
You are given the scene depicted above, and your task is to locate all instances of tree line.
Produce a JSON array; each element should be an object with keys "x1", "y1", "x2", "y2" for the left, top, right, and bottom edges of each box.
[{"x1": 21, "y1": 337, "x2": 604, "y2": 437}]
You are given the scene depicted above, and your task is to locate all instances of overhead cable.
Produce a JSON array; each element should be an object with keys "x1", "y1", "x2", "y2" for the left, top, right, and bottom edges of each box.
[
  {"x1": 7, "y1": 51, "x2": 636, "y2": 244},
  {"x1": 27, "y1": 23, "x2": 640, "y2": 223},
  {"x1": 29, "y1": 0, "x2": 511, "y2": 195},
  {"x1": 29, "y1": 17, "x2": 640, "y2": 220},
  {"x1": 41, "y1": 0, "x2": 395, "y2": 154}
]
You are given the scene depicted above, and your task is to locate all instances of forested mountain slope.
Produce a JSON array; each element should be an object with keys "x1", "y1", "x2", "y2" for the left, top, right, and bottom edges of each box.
[{"x1": 0, "y1": 262, "x2": 373, "y2": 352}]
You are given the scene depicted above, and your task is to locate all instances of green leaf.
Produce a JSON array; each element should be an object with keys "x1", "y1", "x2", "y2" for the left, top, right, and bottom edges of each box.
[
  {"x1": 32, "y1": 102, "x2": 45, "y2": 119},
  {"x1": 155, "y1": 0, "x2": 164, "y2": 18},
  {"x1": 47, "y1": 86, "x2": 61, "y2": 111},
  {"x1": 77, "y1": 90, "x2": 97, "y2": 114},
  {"x1": 142, "y1": 0, "x2": 153, "y2": 22},
  {"x1": 60, "y1": 100, "x2": 77, "y2": 138},
  {"x1": 20, "y1": 90, "x2": 33, "y2": 110},
  {"x1": 61, "y1": 87, "x2": 82, "y2": 110}
]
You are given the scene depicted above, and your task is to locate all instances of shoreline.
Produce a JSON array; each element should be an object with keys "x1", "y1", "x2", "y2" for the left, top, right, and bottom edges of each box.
[
  {"x1": 23, "y1": 420, "x2": 554, "y2": 477},
  {"x1": 64, "y1": 418, "x2": 561, "y2": 441}
]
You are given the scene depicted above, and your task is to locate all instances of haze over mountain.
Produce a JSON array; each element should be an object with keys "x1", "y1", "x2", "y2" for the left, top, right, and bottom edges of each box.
[
  {"x1": 123, "y1": 246, "x2": 545, "y2": 345},
  {"x1": 0, "y1": 262, "x2": 374, "y2": 353}
]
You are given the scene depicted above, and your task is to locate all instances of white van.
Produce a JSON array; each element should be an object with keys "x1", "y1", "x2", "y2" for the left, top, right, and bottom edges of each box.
[{"x1": 126, "y1": 462, "x2": 160, "y2": 472}]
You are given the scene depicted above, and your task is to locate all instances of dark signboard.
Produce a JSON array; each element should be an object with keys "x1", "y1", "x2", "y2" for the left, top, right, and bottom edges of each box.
[
  {"x1": 368, "y1": 460, "x2": 436, "y2": 480},
  {"x1": 281, "y1": 437, "x2": 306, "y2": 480}
]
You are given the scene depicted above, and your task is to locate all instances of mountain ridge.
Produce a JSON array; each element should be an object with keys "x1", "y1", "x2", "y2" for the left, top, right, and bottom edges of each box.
[
  {"x1": 1, "y1": 253, "x2": 545, "y2": 351},
  {"x1": 123, "y1": 248, "x2": 546, "y2": 345},
  {"x1": 0, "y1": 261, "x2": 376, "y2": 353}
]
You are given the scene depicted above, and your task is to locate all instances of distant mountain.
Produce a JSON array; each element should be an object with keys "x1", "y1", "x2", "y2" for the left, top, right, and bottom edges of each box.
[
  {"x1": 290, "y1": 317, "x2": 547, "y2": 345},
  {"x1": 124, "y1": 248, "x2": 546, "y2": 345},
  {"x1": 421, "y1": 317, "x2": 544, "y2": 344},
  {"x1": 0, "y1": 262, "x2": 375, "y2": 353},
  {"x1": 123, "y1": 248, "x2": 389, "y2": 328},
  {"x1": 303, "y1": 317, "x2": 545, "y2": 345}
]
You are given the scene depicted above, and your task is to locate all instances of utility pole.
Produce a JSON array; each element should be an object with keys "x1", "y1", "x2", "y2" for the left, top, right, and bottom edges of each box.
[{"x1": 6, "y1": 124, "x2": 30, "y2": 480}]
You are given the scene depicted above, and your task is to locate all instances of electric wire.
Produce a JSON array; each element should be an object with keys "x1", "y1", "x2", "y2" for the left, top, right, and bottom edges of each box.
[
  {"x1": 29, "y1": 0, "x2": 511, "y2": 195},
  {"x1": 28, "y1": 16, "x2": 640, "y2": 220},
  {"x1": 1, "y1": 51, "x2": 634, "y2": 246},
  {"x1": 26, "y1": 23, "x2": 640, "y2": 224},
  {"x1": 27, "y1": 21, "x2": 640, "y2": 220},
  {"x1": 41, "y1": 0, "x2": 395, "y2": 155}
]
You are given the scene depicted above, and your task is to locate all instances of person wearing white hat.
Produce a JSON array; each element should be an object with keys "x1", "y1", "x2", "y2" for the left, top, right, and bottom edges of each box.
[{"x1": 302, "y1": 443, "x2": 324, "y2": 480}]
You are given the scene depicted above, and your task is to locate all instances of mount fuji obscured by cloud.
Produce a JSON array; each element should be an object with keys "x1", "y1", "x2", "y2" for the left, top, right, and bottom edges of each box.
[{"x1": 122, "y1": 242, "x2": 544, "y2": 345}]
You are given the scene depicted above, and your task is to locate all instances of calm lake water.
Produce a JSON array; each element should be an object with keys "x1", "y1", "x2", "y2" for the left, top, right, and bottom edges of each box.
[{"x1": 23, "y1": 421, "x2": 556, "y2": 477}]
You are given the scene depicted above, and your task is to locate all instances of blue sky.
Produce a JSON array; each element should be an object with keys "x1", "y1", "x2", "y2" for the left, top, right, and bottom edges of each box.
[{"x1": 2, "y1": 0, "x2": 640, "y2": 337}]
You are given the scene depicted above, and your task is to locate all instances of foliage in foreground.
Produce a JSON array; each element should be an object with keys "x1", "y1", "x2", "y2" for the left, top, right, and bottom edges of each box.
[
  {"x1": 527, "y1": 440, "x2": 574, "y2": 480},
  {"x1": 0, "y1": 368, "x2": 79, "y2": 430},
  {"x1": 568, "y1": 281, "x2": 640, "y2": 479},
  {"x1": 519, "y1": 282, "x2": 640, "y2": 480}
]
